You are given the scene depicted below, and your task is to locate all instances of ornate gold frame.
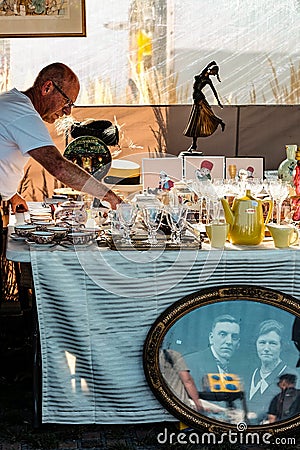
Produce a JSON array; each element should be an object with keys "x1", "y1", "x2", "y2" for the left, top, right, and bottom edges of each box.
[
  {"x1": 143, "y1": 285, "x2": 300, "y2": 437},
  {"x1": 0, "y1": 0, "x2": 86, "y2": 38}
]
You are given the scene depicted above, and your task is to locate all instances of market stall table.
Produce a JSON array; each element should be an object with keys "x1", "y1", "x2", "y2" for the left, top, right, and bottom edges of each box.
[{"x1": 6, "y1": 228, "x2": 300, "y2": 424}]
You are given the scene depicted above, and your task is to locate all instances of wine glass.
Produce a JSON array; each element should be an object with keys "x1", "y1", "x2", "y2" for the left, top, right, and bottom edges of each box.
[
  {"x1": 167, "y1": 205, "x2": 188, "y2": 245},
  {"x1": 245, "y1": 178, "x2": 264, "y2": 198},
  {"x1": 265, "y1": 179, "x2": 289, "y2": 224},
  {"x1": 142, "y1": 205, "x2": 163, "y2": 245},
  {"x1": 205, "y1": 179, "x2": 225, "y2": 223},
  {"x1": 117, "y1": 203, "x2": 138, "y2": 245}
]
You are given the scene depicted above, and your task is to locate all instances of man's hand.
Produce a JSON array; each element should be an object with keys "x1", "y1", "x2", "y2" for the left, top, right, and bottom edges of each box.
[
  {"x1": 103, "y1": 191, "x2": 123, "y2": 210},
  {"x1": 9, "y1": 193, "x2": 28, "y2": 213}
]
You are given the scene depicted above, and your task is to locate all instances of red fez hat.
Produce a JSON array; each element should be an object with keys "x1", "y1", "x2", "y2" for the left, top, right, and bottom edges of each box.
[
  {"x1": 247, "y1": 166, "x2": 254, "y2": 173},
  {"x1": 201, "y1": 160, "x2": 213, "y2": 171}
]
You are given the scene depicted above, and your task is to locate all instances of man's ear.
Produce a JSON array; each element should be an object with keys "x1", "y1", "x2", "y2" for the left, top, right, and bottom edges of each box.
[
  {"x1": 42, "y1": 81, "x2": 52, "y2": 96},
  {"x1": 209, "y1": 332, "x2": 213, "y2": 345}
]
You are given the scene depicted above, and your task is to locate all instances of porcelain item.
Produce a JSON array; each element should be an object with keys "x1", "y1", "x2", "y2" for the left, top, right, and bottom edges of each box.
[
  {"x1": 278, "y1": 144, "x2": 297, "y2": 184},
  {"x1": 54, "y1": 201, "x2": 87, "y2": 225},
  {"x1": 30, "y1": 231, "x2": 55, "y2": 244},
  {"x1": 33, "y1": 221, "x2": 55, "y2": 231},
  {"x1": 67, "y1": 231, "x2": 94, "y2": 245},
  {"x1": 221, "y1": 190, "x2": 273, "y2": 245},
  {"x1": 205, "y1": 223, "x2": 229, "y2": 248},
  {"x1": 267, "y1": 224, "x2": 298, "y2": 248},
  {"x1": 14, "y1": 224, "x2": 37, "y2": 237},
  {"x1": 47, "y1": 226, "x2": 68, "y2": 239}
]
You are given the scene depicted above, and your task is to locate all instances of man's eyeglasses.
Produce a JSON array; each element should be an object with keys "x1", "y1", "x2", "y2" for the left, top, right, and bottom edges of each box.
[{"x1": 51, "y1": 80, "x2": 75, "y2": 108}]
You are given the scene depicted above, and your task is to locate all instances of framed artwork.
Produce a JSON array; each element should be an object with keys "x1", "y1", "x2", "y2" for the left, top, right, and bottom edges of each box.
[
  {"x1": 142, "y1": 157, "x2": 183, "y2": 190},
  {"x1": 225, "y1": 157, "x2": 265, "y2": 180},
  {"x1": 143, "y1": 285, "x2": 300, "y2": 435},
  {"x1": 0, "y1": 0, "x2": 86, "y2": 38},
  {"x1": 184, "y1": 156, "x2": 225, "y2": 181}
]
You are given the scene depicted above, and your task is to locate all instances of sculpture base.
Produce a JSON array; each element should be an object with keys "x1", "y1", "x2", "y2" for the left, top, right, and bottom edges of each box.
[{"x1": 178, "y1": 150, "x2": 203, "y2": 158}]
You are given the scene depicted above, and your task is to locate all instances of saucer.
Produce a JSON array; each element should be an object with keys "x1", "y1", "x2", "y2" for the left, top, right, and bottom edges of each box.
[
  {"x1": 25, "y1": 239, "x2": 55, "y2": 248},
  {"x1": 10, "y1": 233, "x2": 26, "y2": 241}
]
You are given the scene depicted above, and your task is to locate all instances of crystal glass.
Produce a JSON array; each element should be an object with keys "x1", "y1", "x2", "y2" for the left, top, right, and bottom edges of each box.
[
  {"x1": 205, "y1": 179, "x2": 226, "y2": 223},
  {"x1": 142, "y1": 205, "x2": 164, "y2": 245},
  {"x1": 167, "y1": 205, "x2": 188, "y2": 245},
  {"x1": 264, "y1": 179, "x2": 289, "y2": 224},
  {"x1": 117, "y1": 203, "x2": 138, "y2": 245},
  {"x1": 245, "y1": 178, "x2": 264, "y2": 198}
]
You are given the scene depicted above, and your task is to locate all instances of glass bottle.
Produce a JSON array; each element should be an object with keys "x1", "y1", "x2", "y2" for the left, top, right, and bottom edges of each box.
[{"x1": 278, "y1": 144, "x2": 297, "y2": 185}]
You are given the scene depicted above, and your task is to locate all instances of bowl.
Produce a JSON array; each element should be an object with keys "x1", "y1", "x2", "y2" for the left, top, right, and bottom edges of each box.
[
  {"x1": 14, "y1": 224, "x2": 37, "y2": 237},
  {"x1": 47, "y1": 226, "x2": 68, "y2": 239},
  {"x1": 32, "y1": 221, "x2": 55, "y2": 231},
  {"x1": 67, "y1": 231, "x2": 94, "y2": 245},
  {"x1": 30, "y1": 231, "x2": 55, "y2": 244}
]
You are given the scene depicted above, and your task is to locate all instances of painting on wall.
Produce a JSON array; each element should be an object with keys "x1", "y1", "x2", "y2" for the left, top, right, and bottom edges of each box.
[{"x1": 0, "y1": 0, "x2": 86, "y2": 37}]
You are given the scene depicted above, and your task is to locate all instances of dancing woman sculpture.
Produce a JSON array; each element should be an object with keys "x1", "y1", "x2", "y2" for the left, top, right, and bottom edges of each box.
[{"x1": 183, "y1": 61, "x2": 225, "y2": 152}]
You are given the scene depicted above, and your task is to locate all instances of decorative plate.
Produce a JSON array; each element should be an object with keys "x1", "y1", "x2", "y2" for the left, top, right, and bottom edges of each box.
[{"x1": 64, "y1": 136, "x2": 112, "y2": 181}]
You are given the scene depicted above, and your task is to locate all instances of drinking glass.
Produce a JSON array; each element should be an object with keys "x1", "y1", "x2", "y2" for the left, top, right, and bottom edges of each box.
[
  {"x1": 205, "y1": 179, "x2": 225, "y2": 223},
  {"x1": 117, "y1": 203, "x2": 138, "y2": 245},
  {"x1": 167, "y1": 205, "x2": 188, "y2": 245},
  {"x1": 142, "y1": 205, "x2": 163, "y2": 245},
  {"x1": 245, "y1": 178, "x2": 264, "y2": 197},
  {"x1": 265, "y1": 179, "x2": 289, "y2": 224}
]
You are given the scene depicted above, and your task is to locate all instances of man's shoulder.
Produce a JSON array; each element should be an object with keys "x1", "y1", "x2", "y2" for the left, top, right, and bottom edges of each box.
[{"x1": 0, "y1": 88, "x2": 35, "y2": 117}]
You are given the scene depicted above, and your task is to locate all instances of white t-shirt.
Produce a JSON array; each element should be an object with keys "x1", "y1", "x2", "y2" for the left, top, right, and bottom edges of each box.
[{"x1": 0, "y1": 88, "x2": 54, "y2": 200}]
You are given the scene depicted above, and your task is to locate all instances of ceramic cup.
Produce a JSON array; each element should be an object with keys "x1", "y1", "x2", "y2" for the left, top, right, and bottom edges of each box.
[
  {"x1": 14, "y1": 224, "x2": 37, "y2": 237},
  {"x1": 30, "y1": 231, "x2": 55, "y2": 244},
  {"x1": 205, "y1": 223, "x2": 229, "y2": 248},
  {"x1": 267, "y1": 224, "x2": 299, "y2": 248}
]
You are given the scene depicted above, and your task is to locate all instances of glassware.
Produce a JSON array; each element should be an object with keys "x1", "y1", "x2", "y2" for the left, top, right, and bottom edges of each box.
[
  {"x1": 117, "y1": 203, "x2": 138, "y2": 245},
  {"x1": 205, "y1": 179, "x2": 225, "y2": 223},
  {"x1": 142, "y1": 205, "x2": 163, "y2": 245},
  {"x1": 245, "y1": 178, "x2": 264, "y2": 198},
  {"x1": 167, "y1": 205, "x2": 188, "y2": 245},
  {"x1": 265, "y1": 179, "x2": 289, "y2": 224}
]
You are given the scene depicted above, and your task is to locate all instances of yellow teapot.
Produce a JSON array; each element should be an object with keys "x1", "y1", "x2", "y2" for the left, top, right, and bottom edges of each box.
[{"x1": 221, "y1": 190, "x2": 273, "y2": 245}]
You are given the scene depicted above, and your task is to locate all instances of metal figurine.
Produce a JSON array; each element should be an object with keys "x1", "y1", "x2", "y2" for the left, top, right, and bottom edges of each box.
[{"x1": 183, "y1": 61, "x2": 225, "y2": 152}]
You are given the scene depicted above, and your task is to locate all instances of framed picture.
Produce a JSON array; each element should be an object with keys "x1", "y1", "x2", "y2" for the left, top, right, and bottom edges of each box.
[
  {"x1": 225, "y1": 157, "x2": 265, "y2": 180},
  {"x1": 184, "y1": 156, "x2": 225, "y2": 181},
  {"x1": 142, "y1": 157, "x2": 183, "y2": 190},
  {"x1": 143, "y1": 285, "x2": 300, "y2": 435},
  {"x1": 0, "y1": 0, "x2": 86, "y2": 38}
]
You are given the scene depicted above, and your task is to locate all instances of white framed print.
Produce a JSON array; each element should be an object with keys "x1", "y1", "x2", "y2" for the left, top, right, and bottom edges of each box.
[
  {"x1": 225, "y1": 157, "x2": 265, "y2": 179},
  {"x1": 184, "y1": 156, "x2": 225, "y2": 182},
  {"x1": 142, "y1": 158, "x2": 183, "y2": 190}
]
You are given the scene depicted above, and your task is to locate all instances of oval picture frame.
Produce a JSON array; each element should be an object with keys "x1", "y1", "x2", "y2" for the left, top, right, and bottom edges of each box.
[{"x1": 143, "y1": 285, "x2": 300, "y2": 437}]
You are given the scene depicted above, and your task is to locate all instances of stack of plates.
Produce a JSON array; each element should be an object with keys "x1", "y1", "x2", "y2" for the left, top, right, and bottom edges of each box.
[{"x1": 29, "y1": 208, "x2": 53, "y2": 223}]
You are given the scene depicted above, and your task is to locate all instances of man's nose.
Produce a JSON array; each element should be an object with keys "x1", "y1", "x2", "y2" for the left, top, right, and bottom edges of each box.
[{"x1": 225, "y1": 335, "x2": 233, "y2": 344}]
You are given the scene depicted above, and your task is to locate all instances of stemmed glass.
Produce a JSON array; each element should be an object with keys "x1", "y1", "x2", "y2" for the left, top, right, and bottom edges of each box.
[
  {"x1": 265, "y1": 179, "x2": 289, "y2": 224},
  {"x1": 167, "y1": 204, "x2": 189, "y2": 245},
  {"x1": 245, "y1": 178, "x2": 264, "y2": 198},
  {"x1": 117, "y1": 203, "x2": 138, "y2": 245},
  {"x1": 142, "y1": 205, "x2": 164, "y2": 245},
  {"x1": 205, "y1": 179, "x2": 225, "y2": 223}
]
